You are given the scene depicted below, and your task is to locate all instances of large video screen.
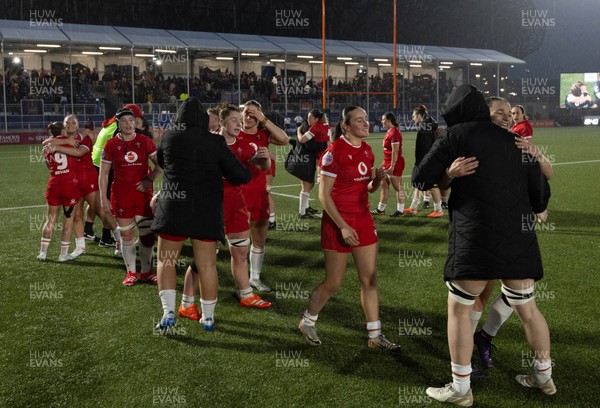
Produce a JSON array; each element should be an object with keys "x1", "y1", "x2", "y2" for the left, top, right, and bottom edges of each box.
[{"x1": 560, "y1": 73, "x2": 600, "y2": 108}]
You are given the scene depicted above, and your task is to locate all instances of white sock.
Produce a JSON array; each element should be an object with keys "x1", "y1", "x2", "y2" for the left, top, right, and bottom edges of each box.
[
  {"x1": 200, "y1": 298, "x2": 217, "y2": 320},
  {"x1": 121, "y1": 239, "x2": 136, "y2": 273},
  {"x1": 249, "y1": 245, "x2": 265, "y2": 281},
  {"x1": 159, "y1": 289, "x2": 176, "y2": 317},
  {"x1": 75, "y1": 237, "x2": 85, "y2": 250},
  {"x1": 299, "y1": 192, "x2": 310, "y2": 215},
  {"x1": 303, "y1": 310, "x2": 318, "y2": 327},
  {"x1": 469, "y1": 310, "x2": 482, "y2": 334},
  {"x1": 181, "y1": 294, "x2": 195, "y2": 308},
  {"x1": 269, "y1": 213, "x2": 276, "y2": 223},
  {"x1": 451, "y1": 362, "x2": 471, "y2": 395},
  {"x1": 377, "y1": 202, "x2": 386, "y2": 212},
  {"x1": 410, "y1": 197, "x2": 420, "y2": 210},
  {"x1": 434, "y1": 201, "x2": 442, "y2": 212},
  {"x1": 482, "y1": 294, "x2": 514, "y2": 337},
  {"x1": 442, "y1": 195, "x2": 448, "y2": 204},
  {"x1": 534, "y1": 358, "x2": 552, "y2": 382},
  {"x1": 366, "y1": 320, "x2": 381, "y2": 339},
  {"x1": 239, "y1": 287, "x2": 253, "y2": 299},
  {"x1": 40, "y1": 237, "x2": 51, "y2": 253},
  {"x1": 139, "y1": 244, "x2": 154, "y2": 274},
  {"x1": 397, "y1": 203, "x2": 405, "y2": 213},
  {"x1": 60, "y1": 241, "x2": 70, "y2": 256}
]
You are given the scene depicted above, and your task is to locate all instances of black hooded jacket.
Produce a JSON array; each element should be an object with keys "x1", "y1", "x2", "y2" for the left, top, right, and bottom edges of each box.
[
  {"x1": 412, "y1": 85, "x2": 551, "y2": 281},
  {"x1": 151, "y1": 98, "x2": 251, "y2": 243}
]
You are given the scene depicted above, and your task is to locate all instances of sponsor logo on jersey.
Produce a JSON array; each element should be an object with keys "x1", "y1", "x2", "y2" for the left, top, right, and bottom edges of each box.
[
  {"x1": 358, "y1": 162, "x2": 368, "y2": 175},
  {"x1": 321, "y1": 151, "x2": 333, "y2": 167},
  {"x1": 125, "y1": 151, "x2": 138, "y2": 163}
]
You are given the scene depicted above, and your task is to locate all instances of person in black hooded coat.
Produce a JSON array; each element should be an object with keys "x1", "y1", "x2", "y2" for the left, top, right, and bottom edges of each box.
[
  {"x1": 413, "y1": 85, "x2": 555, "y2": 405},
  {"x1": 151, "y1": 97, "x2": 251, "y2": 333}
]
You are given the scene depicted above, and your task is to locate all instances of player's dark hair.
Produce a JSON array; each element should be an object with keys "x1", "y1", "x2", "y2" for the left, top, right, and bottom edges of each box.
[
  {"x1": 570, "y1": 84, "x2": 582, "y2": 97},
  {"x1": 512, "y1": 104, "x2": 527, "y2": 120},
  {"x1": 334, "y1": 106, "x2": 361, "y2": 140},
  {"x1": 47, "y1": 121, "x2": 63, "y2": 137},
  {"x1": 308, "y1": 109, "x2": 324, "y2": 122},
  {"x1": 383, "y1": 112, "x2": 399, "y2": 127},
  {"x1": 216, "y1": 103, "x2": 240, "y2": 120},
  {"x1": 412, "y1": 104, "x2": 429, "y2": 120}
]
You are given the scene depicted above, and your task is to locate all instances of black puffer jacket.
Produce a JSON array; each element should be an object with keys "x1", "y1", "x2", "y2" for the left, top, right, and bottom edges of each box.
[
  {"x1": 414, "y1": 116, "x2": 438, "y2": 165},
  {"x1": 413, "y1": 85, "x2": 551, "y2": 281},
  {"x1": 151, "y1": 98, "x2": 251, "y2": 243}
]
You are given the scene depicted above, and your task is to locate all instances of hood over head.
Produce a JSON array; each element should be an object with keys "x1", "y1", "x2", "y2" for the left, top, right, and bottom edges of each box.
[
  {"x1": 174, "y1": 97, "x2": 208, "y2": 129},
  {"x1": 442, "y1": 84, "x2": 490, "y2": 127}
]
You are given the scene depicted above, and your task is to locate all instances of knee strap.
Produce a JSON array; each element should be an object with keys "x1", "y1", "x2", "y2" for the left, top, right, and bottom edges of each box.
[
  {"x1": 501, "y1": 284, "x2": 535, "y2": 305},
  {"x1": 227, "y1": 237, "x2": 251, "y2": 247},
  {"x1": 446, "y1": 280, "x2": 477, "y2": 305},
  {"x1": 63, "y1": 206, "x2": 75, "y2": 219}
]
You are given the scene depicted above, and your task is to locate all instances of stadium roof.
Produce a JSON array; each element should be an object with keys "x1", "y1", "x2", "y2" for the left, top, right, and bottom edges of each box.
[{"x1": 0, "y1": 19, "x2": 525, "y2": 65}]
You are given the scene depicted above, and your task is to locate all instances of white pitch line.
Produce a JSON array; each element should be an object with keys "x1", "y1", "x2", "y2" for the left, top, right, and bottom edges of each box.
[
  {"x1": 0, "y1": 204, "x2": 46, "y2": 211},
  {"x1": 551, "y1": 159, "x2": 600, "y2": 166},
  {"x1": 269, "y1": 184, "x2": 299, "y2": 189},
  {"x1": 270, "y1": 191, "x2": 313, "y2": 200}
]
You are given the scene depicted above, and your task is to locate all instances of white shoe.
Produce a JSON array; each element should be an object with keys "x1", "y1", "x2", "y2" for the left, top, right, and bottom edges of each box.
[
  {"x1": 250, "y1": 278, "x2": 272, "y2": 292},
  {"x1": 426, "y1": 383, "x2": 473, "y2": 407},
  {"x1": 58, "y1": 254, "x2": 73, "y2": 262},
  {"x1": 515, "y1": 373, "x2": 556, "y2": 395},
  {"x1": 37, "y1": 252, "x2": 47, "y2": 261},
  {"x1": 69, "y1": 247, "x2": 86, "y2": 259}
]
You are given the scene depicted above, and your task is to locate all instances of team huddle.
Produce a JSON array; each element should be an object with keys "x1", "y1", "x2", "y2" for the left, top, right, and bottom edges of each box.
[{"x1": 38, "y1": 85, "x2": 554, "y2": 406}]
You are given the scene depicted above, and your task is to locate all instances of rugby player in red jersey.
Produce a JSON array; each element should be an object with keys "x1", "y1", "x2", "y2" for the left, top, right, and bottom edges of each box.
[
  {"x1": 370, "y1": 112, "x2": 407, "y2": 217},
  {"x1": 238, "y1": 100, "x2": 289, "y2": 292},
  {"x1": 100, "y1": 108, "x2": 161, "y2": 286},
  {"x1": 43, "y1": 115, "x2": 121, "y2": 259},
  {"x1": 297, "y1": 109, "x2": 331, "y2": 218},
  {"x1": 38, "y1": 122, "x2": 80, "y2": 262},
  {"x1": 299, "y1": 106, "x2": 401, "y2": 352},
  {"x1": 177, "y1": 104, "x2": 272, "y2": 321}
]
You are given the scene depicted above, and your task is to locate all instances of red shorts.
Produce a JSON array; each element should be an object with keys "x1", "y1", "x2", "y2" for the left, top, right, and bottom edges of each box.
[
  {"x1": 45, "y1": 177, "x2": 80, "y2": 207},
  {"x1": 158, "y1": 233, "x2": 215, "y2": 242},
  {"x1": 242, "y1": 187, "x2": 270, "y2": 220},
  {"x1": 224, "y1": 188, "x2": 250, "y2": 235},
  {"x1": 382, "y1": 157, "x2": 405, "y2": 178},
  {"x1": 321, "y1": 210, "x2": 378, "y2": 253},
  {"x1": 76, "y1": 168, "x2": 99, "y2": 197},
  {"x1": 110, "y1": 183, "x2": 153, "y2": 219}
]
